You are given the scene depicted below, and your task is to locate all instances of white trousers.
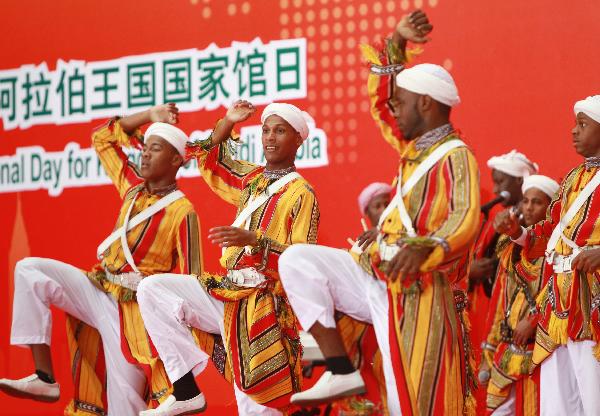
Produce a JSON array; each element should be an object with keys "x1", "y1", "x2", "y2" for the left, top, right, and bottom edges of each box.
[
  {"x1": 10, "y1": 257, "x2": 147, "y2": 415},
  {"x1": 136, "y1": 273, "x2": 282, "y2": 416},
  {"x1": 278, "y1": 244, "x2": 402, "y2": 416},
  {"x1": 540, "y1": 340, "x2": 600, "y2": 416}
]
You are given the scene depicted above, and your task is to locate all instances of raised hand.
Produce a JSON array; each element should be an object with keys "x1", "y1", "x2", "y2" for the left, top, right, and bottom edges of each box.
[
  {"x1": 149, "y1": 102, "x2": 179, "y2": 124},
  {"x1": 208, "y1": 226, "x2": 258, "y2": 248},
  {"x1": 225, "y1": 100, "x2": 256, "y2": 124},
  {"x1": 493, "y1": 208, "x2": 522, "y2": 239},
  {"x1": 395, "y1": 10, "x2": 433, "y2": 44}
]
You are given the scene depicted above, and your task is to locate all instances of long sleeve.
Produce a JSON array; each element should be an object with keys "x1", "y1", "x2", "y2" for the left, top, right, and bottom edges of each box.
[
  {"x1": 92, "y1": 118, "x2": 144, "y2": 198},
  {"x1": 186, "y1": 121, "x2": 262, "y2": 206},
  {"x1": 175, "y1": 210, "x2": 203, "y2": 276},
  {"x1": 421, "y1": 147, "x2": 481, "y2": 271},
  {"x1": 361, "y1": 42, "x2": 407, "y2": 155}
]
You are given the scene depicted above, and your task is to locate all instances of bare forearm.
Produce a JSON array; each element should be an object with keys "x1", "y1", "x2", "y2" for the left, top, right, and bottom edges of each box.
[
  {"x1": 119, "y1": 109, "x2": 152, "y2": 135},
  {"x1": 211, "y1": 117, "x2": 236, "y2": 146},
  {"x1": 391, "y1": 31, "x2": 408, "y2": 56}
]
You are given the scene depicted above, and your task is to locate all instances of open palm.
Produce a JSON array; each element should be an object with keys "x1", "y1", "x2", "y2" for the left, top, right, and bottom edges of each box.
[{"x1": 226, "y1": 100, "x2": 256, "y2": 123}]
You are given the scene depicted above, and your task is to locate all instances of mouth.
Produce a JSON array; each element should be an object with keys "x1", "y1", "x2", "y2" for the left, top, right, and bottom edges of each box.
[{"x1": 264, "y1": 145, "x2": 278, "y2": 152}]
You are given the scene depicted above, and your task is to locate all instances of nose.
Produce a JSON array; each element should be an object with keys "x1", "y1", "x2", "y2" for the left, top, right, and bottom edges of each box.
[{"x1": 572, "y1": 125, "x2": 578, "y2": 136}]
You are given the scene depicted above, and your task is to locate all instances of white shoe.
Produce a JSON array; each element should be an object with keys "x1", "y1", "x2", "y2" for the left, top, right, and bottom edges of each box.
[
  {"x1": 291, "y1": 370, "x2": 365, "y2": 406},
  {"x1": 139, "y1": 393, "x2": 207, "y2": 416},
  {"x1": 0, "y1": 374, "x2": 60, "y2": 403}
]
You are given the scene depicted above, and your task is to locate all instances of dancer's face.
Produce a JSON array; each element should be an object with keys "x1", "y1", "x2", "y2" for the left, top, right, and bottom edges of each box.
[
  {"x1": 572, "y1": 113, "x2": 600, "y2": 157},
  {"x1": 261, "y1": 115, "x2": 302, "y2": 169},
  {"x1": 140, "y1": 136, "x2": 182, "y2": 180}
]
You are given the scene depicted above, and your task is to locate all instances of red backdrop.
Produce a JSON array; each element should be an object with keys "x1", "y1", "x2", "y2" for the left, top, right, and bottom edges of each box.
[{"x1": 1, "y1": 0, "x2": 599, "y2": 414}]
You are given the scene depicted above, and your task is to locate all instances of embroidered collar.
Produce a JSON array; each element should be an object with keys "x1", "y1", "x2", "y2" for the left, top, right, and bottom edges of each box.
[
  {"x1": 585, "y1": 156, "x2": 600, "y2": 169},
  {"x1": 414, "y1": 123, "x2": 454, "y2": 151},
  {"x1": 263, "y1": 165, "x2": 296, "y2": 180}
]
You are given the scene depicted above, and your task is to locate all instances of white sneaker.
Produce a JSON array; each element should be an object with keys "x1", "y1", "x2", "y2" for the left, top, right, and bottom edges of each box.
[
  {"x1": 291, "y1": 370, "x2": 365, "y2": 406},
  {"x1": 139, "y1": 393, "x2": 207, "y2": 416},
  {"x1": 0, "y1": 373, "x2": 60, "y2": 403}
]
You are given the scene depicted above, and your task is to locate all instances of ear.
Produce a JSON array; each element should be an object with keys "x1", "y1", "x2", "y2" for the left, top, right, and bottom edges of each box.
[
  {"x1": 419, "y1": 95, "x2": 433, "y2": 112},
  {"x1": 172, "y1": 153, "x2": 184, "y2": 167},
  {"x1": 296, "y1": 132, "x2": 303, "y2": 147}
]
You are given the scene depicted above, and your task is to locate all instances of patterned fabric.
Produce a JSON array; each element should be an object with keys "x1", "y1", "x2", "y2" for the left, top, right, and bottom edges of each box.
[
  {"x1": 521, "y1": 164, "x2": 600, "y2": 366},
  {"x1": 482, "y1": 241, "x2": 542, "y2": 415},
  {"x1": 360, "y1": 43, "x2": 480, "y2": 416},
  {"x1": 187, "y1": 133, "x2": 320, "y2": 410},
  {"x1": 64, "y1": 119, "x2": 204, "y2": 414}
]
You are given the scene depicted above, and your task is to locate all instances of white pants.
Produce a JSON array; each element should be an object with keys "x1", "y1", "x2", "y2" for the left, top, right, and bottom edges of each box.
[
  {"x1": 540, "y1": 340, "x2": 600, "y2": 415},
  {"x1": 10, "y1": 257, "x2": 147, "y2": 415},
  {"x1": 278, "y1": 244, "x2": 402, "y2": 416},
  {"x1": 137, "y1": 273, "x2": 282, "y2": 416},
  {"x1": 490, "y1": 386, "x2": 515, "y2": 416}
]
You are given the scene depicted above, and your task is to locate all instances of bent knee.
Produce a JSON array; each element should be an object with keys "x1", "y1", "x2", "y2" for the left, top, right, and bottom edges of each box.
[
  {"x1": 279, "y1": 244, "x2": 315, "y2": 272},
  {"x1": 137, "y1": 274, "x2": 173, "y2": 301},
  {"x1": 15, "y1": 257, "x2": 44, "y2": 273}
]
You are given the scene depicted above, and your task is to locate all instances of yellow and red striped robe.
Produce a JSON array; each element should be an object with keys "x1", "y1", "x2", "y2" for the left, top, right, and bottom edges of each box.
[
  {"x1": 520, "y1": 164, "x2": 600, "y2": 367},
  {"x1": 64, "y1": 119, "x2": 205, "y2": 415},
  {"x1": 482, "y1": 239, "x2": 542, "y2": 415},
  {"x1": 360, "y1": 42, "x2": 480, "y2": 416},
  {"x1": 187, "y1": 134, "x2": 320, "y2": 410}
]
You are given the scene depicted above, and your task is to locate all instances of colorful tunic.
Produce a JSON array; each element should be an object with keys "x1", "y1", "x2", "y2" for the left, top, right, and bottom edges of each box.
[
  {"x1": 65, "y1": 119, "x2": 204, "y2": 415},
  {"x1": 187, "y1": 131, "x2": 320, "y2": 410},
  {"x1": 482, "y1": 239, "x2": 542, "y2": 415},
  {"x1": 360, "y1": 42, "x2": 480, "y2": 416},
  {"x1": 520, "y1": 164, "x2": 600, "y2": 366}
]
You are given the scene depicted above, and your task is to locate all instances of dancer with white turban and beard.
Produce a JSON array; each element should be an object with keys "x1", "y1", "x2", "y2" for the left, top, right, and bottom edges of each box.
[
  {"x1": 136, "y1": 100, "x2": 320, "y2": 415},
  {"x1": 278, "y1": 10, "x2": 480, "y2": 416},
  {"x1": 480, "y1": 175, "x2": 559, "y2": 415},
  {"x1": 0, "y1": 103, "x2": 203, "y2": 415},
  {"x1": 495, "y1": 95, "x2": 600, "y2": 415}
]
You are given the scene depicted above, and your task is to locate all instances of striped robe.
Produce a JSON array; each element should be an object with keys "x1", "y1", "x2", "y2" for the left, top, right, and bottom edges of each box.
[
  {"x1": 519, "y1": 164, "x2": 600, "y2": 367},
  {"x1": 187, "y1": 133, "x2": 320, "y2": 410},
  {"x1": 64, "y1": 119, "x2": 206, "y2": 415},
  {"x1": 482, "y1": 240, "x2": 542, "y2": 415},
  {"x1": 360, "y1": 43, "x2": 480, "y2": 416}
]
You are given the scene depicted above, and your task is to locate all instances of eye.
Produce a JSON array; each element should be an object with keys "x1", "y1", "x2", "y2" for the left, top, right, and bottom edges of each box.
[{"x1": 277, "y1": 128, "x2": 285, "y2": 134}]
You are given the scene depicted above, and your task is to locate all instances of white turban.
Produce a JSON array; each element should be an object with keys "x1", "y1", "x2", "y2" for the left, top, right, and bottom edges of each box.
[
  {"x1": 395, "y1": 63, "x2": 460, "y2": 107},
  {"x1": 144, "y1": 122, "x2": 188, "y2": 157},
  {"x1": 487, "y1": 149, "x2": 538, "y2": 178},
  {"x1": 261, "y1": 103, "x2": 315, "y2": 140},
  {"x1": 574, "y1": 95, "x2": 600, "y2": 124},
  {"x1": 522, "y1": 174, "x2": 560, "y2": 199},
  {"x1": 358, "y1": 182, "x2": 393, "y2": 215}
]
